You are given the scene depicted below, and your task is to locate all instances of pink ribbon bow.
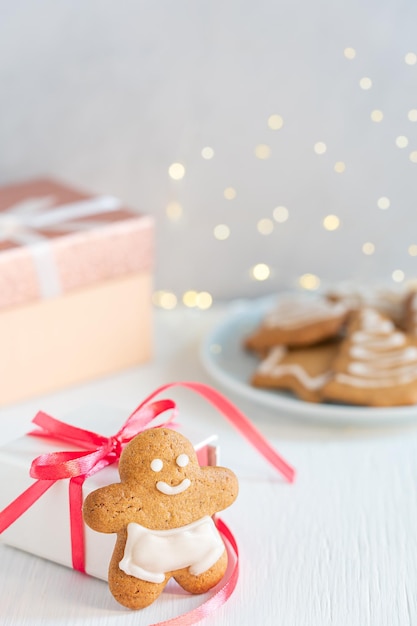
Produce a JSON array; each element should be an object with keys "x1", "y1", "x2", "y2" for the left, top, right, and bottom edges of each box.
[{"x1": 0, "y1": 396, "x2": 178, "y2": 571}]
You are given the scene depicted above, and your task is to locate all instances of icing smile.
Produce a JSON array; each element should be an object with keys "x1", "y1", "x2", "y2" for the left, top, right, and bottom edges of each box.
[{"x1": 156, "y1": 478, "x2": 191, "y2": 496}]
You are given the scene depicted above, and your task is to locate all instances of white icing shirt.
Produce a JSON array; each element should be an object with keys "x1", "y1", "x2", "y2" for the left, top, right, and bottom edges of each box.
[{"x1": 119, "y1": 516, "x2": 225, "y2": 583}]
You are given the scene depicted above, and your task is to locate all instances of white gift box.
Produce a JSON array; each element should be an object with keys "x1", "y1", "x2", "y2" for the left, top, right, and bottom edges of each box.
[{"x1": 0, "y1": 407, "x2": 218, "y2": 581}]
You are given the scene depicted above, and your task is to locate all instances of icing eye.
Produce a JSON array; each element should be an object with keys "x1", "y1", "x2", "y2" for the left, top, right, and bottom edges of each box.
[
  {"x1": 150, "y1": 458, "x2": 163, "y2": 472},
  {"x1": 176, "y1": 453, "x2": 189, "y2": 468}
]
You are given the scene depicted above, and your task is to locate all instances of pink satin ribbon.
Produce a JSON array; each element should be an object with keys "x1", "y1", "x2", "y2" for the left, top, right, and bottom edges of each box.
[
  {"x1": 0, "y1": 381, "x2": 295, "y2": 624},
  {"x1": 142, "y1": 382, "x2": 295, "y2": 483}
]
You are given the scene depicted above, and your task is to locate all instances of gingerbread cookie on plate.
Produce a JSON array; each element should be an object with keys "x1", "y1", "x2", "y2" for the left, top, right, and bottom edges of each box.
[
  {"x1": 326, "y1": 283, "x2": 406, "y2": 327},
  {"x1": 245, "y1": 294, "x2": 348, "y2": 351},
  {"x1": 322, "y1": 307, "x2": 417, "y2": 406},
  {"x1": 251, "y1": 340, "x2": 340, "y2": 403},
  {"x1": 402, "y1": 290, "x2": 417, "y2": 336},
  {"x1": 83, "y1": 428, "x2": 238, "y2": 610}
]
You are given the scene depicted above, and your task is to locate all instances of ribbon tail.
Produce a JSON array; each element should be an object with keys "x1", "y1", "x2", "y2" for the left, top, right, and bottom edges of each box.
[
  {"x1": 134, "y1": 381, "x2": 296, "y2": 483},
  {"x1": 30, "y1": 410, "x2": 108, "y2": 450},
  {"x1": 185, "y1": 381, "x2": 295, "y2": 482},
  {"x1": 0, "y1": 479, "x2": 55, "y2": 533},
  {"x1": 69, "y1": 476, "x2": 87, "y2": 573}
]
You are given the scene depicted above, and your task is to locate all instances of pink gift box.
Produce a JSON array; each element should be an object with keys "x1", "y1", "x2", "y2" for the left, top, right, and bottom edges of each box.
[
  {"x1": 0, "y1": 406, "x2": 219, "y2": 580},
  {"x1": 0, "y1": 178, "x2": 154, "y2": 405}
]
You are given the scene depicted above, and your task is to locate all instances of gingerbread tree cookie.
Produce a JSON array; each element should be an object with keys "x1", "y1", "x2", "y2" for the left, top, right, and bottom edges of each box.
[
  {"x1": 83, "y1": 427, "x2": 238, "y2": 610},
  {"x1": 403, "y1": 290, "x2": 417, "y2": 336},
  {"x1": 323, "y1": 307, "x2": 417, "y2": 406}
]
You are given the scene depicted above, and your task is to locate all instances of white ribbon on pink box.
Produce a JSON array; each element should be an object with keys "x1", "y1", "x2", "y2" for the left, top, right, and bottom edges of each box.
[
  {"x1": 0, "y1": 193, "x2": 122, "y2": 299},
  {"x1": 0, "y1": 178, "x2": 154, "y2": 312}
]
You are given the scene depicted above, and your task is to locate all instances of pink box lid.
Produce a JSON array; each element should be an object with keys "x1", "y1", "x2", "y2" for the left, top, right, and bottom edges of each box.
[{"x1": 0, "y1": 178, "x2": 154, "y2": 310}]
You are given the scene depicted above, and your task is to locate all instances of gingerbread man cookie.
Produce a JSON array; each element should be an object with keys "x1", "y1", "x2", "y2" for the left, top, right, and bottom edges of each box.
[{"x1": 83, "y1": 427, "x2": 238, "y2": 610}]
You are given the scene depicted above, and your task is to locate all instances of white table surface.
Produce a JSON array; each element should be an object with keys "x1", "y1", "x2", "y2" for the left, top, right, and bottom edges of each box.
[{"x1": 1, "y1": 304, "x2": 417, "y2": 626}]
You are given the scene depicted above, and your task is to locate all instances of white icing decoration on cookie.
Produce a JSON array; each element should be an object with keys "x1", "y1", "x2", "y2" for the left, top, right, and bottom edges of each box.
[
  {"x1": 350, "y1": 330, "x2": 404, "y2": 349},
  {"x1": 150, "y1": 458, "x2": 163, "y2": 472},
  {"x1": 119, "y1": 516, "x2": 225, "y2": 583},
  {"x1": 257, "y1": 346, "x2": 332, "y2": 390},
  {"x1": 176, "y1": 453, "x2": 189, "y2": 468},
  {"x1": 327, "y1": 284, "x2": 405, "y2": 324},
  {"x1": 335, "y1": 372, "x2": 417, "y2": 388},
  {"x1": 349, "y1": 347, "x2": 417, "y2": 368},
  {"x1": 156, "y1": 478, "x2": 191, "y2": 495},
  {"x1": 264, "y1": 297, "x2": 346, "y2": 329}
]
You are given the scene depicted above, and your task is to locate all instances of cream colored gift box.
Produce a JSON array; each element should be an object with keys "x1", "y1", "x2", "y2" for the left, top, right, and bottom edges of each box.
[
  {"x1": 0, "y1": 178, "x2": 154, "y2": 406},
  {"x1": 0, "y1": 406, "x2": 219, "y2": 580}
]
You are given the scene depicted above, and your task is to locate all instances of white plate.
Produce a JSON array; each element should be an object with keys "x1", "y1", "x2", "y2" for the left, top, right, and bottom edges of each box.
[{"x1": 200, "y1": 295, "x2": 417, "y2": 426}]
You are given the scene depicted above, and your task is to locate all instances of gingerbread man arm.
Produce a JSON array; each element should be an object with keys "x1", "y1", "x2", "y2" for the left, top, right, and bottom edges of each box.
[
  {"x1": 199, "y1": 466, "x2": 238, "y2": 514},
  {"x1": 83, "y1": 483, "x2": 145, "y2": 534}
]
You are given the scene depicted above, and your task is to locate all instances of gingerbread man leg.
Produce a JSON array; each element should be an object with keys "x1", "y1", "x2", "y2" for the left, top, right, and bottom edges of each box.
[
  {"x1": 173, "y1": 550, "x2": 228, "y2": 595},
  {"x1": 108, "y1": 535, "x2": 169, "y2": 609}
]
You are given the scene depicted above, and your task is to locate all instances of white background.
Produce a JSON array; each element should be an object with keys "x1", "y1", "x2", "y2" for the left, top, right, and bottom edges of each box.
[{"x1": 1, "y1": 0, "x2": 417, "y2": 301}]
